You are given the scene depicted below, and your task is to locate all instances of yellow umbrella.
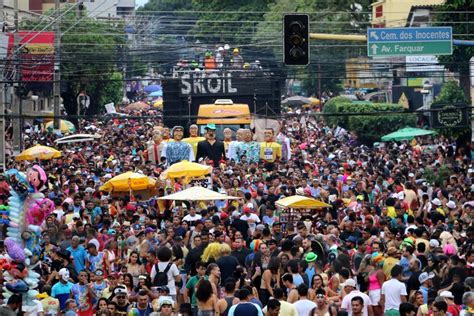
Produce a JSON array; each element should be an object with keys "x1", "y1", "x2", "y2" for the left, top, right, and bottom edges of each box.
[
  {"x1": 16, "y1": 144, "x2": 61, "y2": 161},
  {"x1": 100, "y1": 171, "x2": 156, "y2": 192},
  {"x1": 45, "y1": 120, "x2": 76, "y2": 133},
  {"x1": 308, "y1": 97, "x2": 321, "y2": 105},
  {"x1": 160, "y1": 160, "x2": 212, "y2": 184},
  {"x1": 276, "y1": 195, "x2": 331, "y2": 209},
  {"x1": 153, "y1": 99, "x2": 163, "y2": 109}
]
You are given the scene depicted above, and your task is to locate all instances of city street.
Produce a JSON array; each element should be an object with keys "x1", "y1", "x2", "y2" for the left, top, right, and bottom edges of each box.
[{"x1": 0, "y1": 1, "x2": 473, "y2": 316}]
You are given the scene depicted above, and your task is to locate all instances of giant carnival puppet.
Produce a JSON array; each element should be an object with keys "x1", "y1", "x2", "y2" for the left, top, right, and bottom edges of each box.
[{"x1": 1, "y1": 165, "x2": 54, "y2": 313}]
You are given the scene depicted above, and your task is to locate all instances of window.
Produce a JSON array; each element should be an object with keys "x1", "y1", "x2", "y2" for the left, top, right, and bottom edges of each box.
[{"x1": 375, "y1": 5, "x2": 383, "y2": 18}]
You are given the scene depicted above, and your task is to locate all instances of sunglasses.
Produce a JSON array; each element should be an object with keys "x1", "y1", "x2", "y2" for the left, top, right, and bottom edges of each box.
[{"x1": 316, "y1": 294, "x2": 325, "y2": 298}]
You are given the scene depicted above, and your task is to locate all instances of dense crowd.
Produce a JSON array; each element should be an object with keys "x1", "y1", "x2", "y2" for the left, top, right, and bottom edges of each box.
[{"x1": 0, "y1": 107, "x2": 473, "y2": 316}]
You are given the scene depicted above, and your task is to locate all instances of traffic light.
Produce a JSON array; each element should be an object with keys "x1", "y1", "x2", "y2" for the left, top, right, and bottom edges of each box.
[{"x1": 283, "y1": 14, "x2": 310, "y2": 65}]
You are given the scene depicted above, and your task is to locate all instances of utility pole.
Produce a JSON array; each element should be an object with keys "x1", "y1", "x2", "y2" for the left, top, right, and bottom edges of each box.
[
  {"x1": 470, "y1": 57, "x2": 474, "y2": 142},
  {"x1": 0, "y1": 0, "x2": 4, "y2": 170},
  {"x1": 11, "y1": 0, "x2": 20, "y2": 154},
  {"x1": 53, "y1": 0, "x2": 61, "y2": 129}
]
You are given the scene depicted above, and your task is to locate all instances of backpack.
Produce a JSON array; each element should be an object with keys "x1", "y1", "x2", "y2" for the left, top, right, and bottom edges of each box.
[{"x1": 153, "y1": 262, "x2": 172, "y2": 286}]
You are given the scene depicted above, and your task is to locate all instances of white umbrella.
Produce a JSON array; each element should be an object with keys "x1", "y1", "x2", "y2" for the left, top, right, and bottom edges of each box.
[
  {"x1": 54, "y1": 134, "x2": 101, "y2": 144},
  {"x1": 158, "y1": 186, "x2": 240, "y2": 201}
]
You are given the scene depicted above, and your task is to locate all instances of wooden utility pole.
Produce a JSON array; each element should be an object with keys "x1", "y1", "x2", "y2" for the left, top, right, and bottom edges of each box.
[{"x1": 11, "y1": 0, "x2": 20, "y2": 153}]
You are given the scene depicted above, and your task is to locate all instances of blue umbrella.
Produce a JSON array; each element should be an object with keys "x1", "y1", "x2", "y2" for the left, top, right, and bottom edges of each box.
[
  {"x1": 148, "y1": 90, "x2": 163, "y2": 97},
  {"x1": 144, "y1": 84, "x2": 162, "y2": 93}
]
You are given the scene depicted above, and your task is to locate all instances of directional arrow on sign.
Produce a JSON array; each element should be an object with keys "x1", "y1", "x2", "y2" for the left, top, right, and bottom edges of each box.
[
  {"x1": 370, "y1": 31, "x2": 379, "y2": 40},
  {"x1": 371, "y1": 44, "x2": 378, "y2": 55}
]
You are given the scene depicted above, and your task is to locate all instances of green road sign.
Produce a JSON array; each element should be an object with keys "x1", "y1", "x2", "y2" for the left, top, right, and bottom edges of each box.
[{"x1": 367, "y1": 27, "x2": 452, "y2": 57}]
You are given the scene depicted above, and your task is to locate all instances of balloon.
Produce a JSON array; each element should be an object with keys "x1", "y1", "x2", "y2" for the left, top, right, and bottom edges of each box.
[
  {"x1": 5, "y1": 169, "x2": 30, "y2": 197},
  {"x1": 6, "y1": 279, "x2": 29, "y2": 293},
  {"x1": 128, "y1": 308, "x2": 140, "y2": 316},
  {"x1": 26, "y1": 165, "x2": 47, "y2": 192},
  {"x1": 26, "y1": 198, "x2": 54, "y2": 226},
  {"x1": 4, "y1": 238, "x2": 25, "y2": 263}
]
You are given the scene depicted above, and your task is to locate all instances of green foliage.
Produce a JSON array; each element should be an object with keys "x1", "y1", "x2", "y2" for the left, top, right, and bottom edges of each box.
[
  {"x1": 323, "y1": 99, "x2": 416, "y2": 144},
  {"x1": 423, "y1": 165, "x2": 452, "y2": 187},
  {"x1": 434, "y1": 0, "x2": 474, "y2": 98},
  {"x1": 189, "y1": 0, "x2": 272, "y2": 45},
  {"x1": 322, "y1": 96, "x2": 352, "y2": 127},
  {"x1": 21, "y1": 6, "x2": 126, "y2": 115},
  {"x1": 138, "y1": 0, "x2": 193, "y2": 11},
  {"x1": 432, "y1": 80, "x2": 469, "y2": 106}
]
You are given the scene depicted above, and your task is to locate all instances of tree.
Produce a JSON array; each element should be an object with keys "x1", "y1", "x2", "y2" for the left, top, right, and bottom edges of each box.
[
  {"x1": 323, "y1": 98, "x2": 416, "y2": 144},
  {"x1": 434, "y1": 0, "x2": 474, "y2": 99},
  {"x1": 138, "y1": 0, "x2": 193, "y2": 12},
  {"x1": 21, "y1": 7, "x2": 126, "y2": 115},
  {"x1": 189, "y1": 0, "x2": 273, "y2": 45}
]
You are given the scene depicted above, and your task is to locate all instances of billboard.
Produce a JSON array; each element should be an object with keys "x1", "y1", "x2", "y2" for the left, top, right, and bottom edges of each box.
[{"x1": 7, "y1": 31, "x2": 55, "y2": 82}]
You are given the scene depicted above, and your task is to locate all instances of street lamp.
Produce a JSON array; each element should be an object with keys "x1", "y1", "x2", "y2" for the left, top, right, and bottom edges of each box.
[{"x1": 19, "y1": 95, "x2": 38, "y2": 151}]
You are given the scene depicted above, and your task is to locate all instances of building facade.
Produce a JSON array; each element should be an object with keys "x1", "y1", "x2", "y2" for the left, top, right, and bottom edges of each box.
[{"x1": 371, "y1": 0, "x2": 446, "y2": 27}]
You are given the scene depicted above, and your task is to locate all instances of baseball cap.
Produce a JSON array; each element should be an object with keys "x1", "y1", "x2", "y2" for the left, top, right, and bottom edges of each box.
[
  {"x1": 341, "y1": 279, "x2": 356, "y2": 288},
  {"x1": 418, "y1": 272, "x2": 435, "y2": 284},
  {"x1": 114, "y1": 286, "x2": 128, "y2": 296},
  {"x1": 431, "y1": 198, "x2": 442, "y2": 206},
  {"x1": 145, "y1": 227, "x2": 155, "y2": 234},
  {"x1": 439, "y1": 291, "x2": 454, "y2": 299},
  {"x1": 158, "y1": 296, "x2": 174, "y2": 309},
  {"x1": 205, "y1": 123, "x2": 216, "y2": 130},
  {"x1": 84, "y1": 187, "x2": 95, "y2": 193}
]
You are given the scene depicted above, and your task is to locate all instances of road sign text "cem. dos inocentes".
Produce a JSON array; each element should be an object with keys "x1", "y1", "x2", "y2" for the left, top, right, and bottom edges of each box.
[{"x1": 367, "y1": 27, "x2": 452, "y2": 57}]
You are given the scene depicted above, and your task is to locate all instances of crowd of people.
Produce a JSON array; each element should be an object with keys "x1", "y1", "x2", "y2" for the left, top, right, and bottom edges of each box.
[{"x1": 0, "y1": 105, "x2": 473, "y2": 316}]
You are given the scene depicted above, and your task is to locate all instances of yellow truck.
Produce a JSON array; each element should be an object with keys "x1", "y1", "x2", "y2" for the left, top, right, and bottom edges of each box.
[{"x1": 196, "y1": 99, "x2": 251, "y2": 138}]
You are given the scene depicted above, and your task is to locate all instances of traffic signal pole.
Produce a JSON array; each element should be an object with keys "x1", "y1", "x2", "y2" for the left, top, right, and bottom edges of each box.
[{"x1": 310, "y1": 33, "x2": 366, "y2": 41}]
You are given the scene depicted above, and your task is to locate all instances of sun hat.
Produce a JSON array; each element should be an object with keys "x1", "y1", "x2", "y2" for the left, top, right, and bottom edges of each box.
[
  {"x1": 305, "y1": 252, "x2": 317, "y2": 263},
  {"x1": 446, "y1": 201, "x2": 456, "y2": 209}
]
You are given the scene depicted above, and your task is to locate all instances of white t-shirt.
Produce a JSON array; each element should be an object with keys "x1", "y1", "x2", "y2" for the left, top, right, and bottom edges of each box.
[
  {"x1": 53, "y1": 209, "x2": 65, "y2": 221},
  {"x1": 341, "y1": 290, "x2": 371, "y2": 316},
  {"x1": 381, "y1": 278, "x2": 407, "y2": 311},
  {"x1": 150, "y1": 261, "x2": 180, "y2": 295},
  {"x1": 294, "y1": 299, "x2": 316, "y2": 316},
  {"x1": 182, "y1": 214, "x2": 202, "y2": 229},
  {"x1": 240, "y1": 213, "x2": 260, "y2": 233},
  {"x1": 23, "y1": 300, "x2": 44, "y2": 316}
]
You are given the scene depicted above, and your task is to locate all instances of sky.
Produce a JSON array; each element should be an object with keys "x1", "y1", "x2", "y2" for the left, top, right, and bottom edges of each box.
[{"x1": 136, "y1": 0, "x2": 148, "y2": 7}]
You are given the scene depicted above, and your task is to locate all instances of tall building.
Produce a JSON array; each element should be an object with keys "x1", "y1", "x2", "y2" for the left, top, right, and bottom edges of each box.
[
  {"x1": 3, "y1": 0, "x2": 135, "y2": 18},
  {"x1": 371, "y1": 0, "x2": 446, "y2": 27}
]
